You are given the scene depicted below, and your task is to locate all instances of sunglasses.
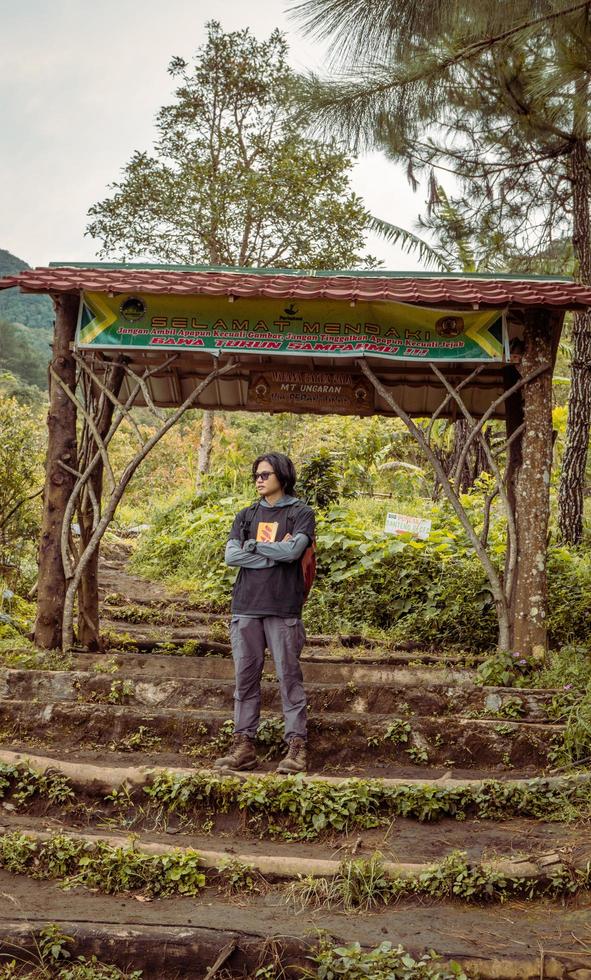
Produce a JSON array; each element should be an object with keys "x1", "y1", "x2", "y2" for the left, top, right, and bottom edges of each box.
[{"x1": 254, "y1": 471, "x2": 274, "y2": 482}]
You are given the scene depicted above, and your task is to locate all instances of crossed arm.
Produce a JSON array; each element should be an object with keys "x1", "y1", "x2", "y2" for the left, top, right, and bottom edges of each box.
[{"x1": 224, "y1": 532, "x2": 310, "y2": 569}]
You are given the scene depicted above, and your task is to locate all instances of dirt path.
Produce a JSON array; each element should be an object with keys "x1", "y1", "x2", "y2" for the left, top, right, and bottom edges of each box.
[{"x1": 0, "y1": 539, "x2": 589, "y2": 978}]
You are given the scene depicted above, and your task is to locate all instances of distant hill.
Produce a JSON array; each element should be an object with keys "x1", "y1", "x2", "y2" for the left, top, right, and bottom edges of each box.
[{"x1": 0, "y1": 249, "x2": 53, "y2": 329}]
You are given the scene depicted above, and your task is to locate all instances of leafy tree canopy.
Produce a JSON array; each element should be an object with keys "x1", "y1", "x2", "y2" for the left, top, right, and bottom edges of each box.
[
  {"x1": 0, "y1": 321, "x2": 50, "y2": 394},
  {"x1": 87, "y1": 21, "x2": 376, "y2": 270}
]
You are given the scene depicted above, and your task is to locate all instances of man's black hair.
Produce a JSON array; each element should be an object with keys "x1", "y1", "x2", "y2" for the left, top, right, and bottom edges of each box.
[{"x1": 252, "y1": 453, "x2": 297, "y2": 496}]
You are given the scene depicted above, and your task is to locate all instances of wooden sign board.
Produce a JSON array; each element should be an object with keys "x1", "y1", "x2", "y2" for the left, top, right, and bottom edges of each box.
[{"x1": 247, "y1": 369, "x2": 374, "y2": 415}]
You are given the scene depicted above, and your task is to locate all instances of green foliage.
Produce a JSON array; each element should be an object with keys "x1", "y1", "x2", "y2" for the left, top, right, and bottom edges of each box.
[
  {"x1": 0, "y1": 831, "x2": 206, "y2": 898},
  {"x1": 291, "y1": 849, "x2": 589, "y2": 912},
  {"x1": 112, "y1": 726, "x2": 162, "y2": 752},
  {"x1": 0, "y1": 249, "x2": 53, "y2": 330},
  {"x1": 0, "y1": 640, "x2": 72, "y2": 671},
  {"x1": 106, "y1": 680, "x2": 135, "y2": 704},
  {"x1": 537, "y1": 644, "x2": 591, "y2": 692},
  {"x1": 0, "y1": 392, "x2": 45, "y2": 588},
  {"x1": 476, "y1": 644, "x2": 591, "y2": 767},
  {"x1": 305, "y1": 505, "x2": 497, "y2": 648},
  {"x1": 0, "y1": 321, "x2": 50, "y2": 391},
  {"x1": 476, "y1": 651, "x2": 531, "y2": 687},
  {"x1": 217, "y1": 857, "x2": 264, "y2": 896},
  {"x1": 290, "y1": 853, "x2": 391, "y2": 913},
  {"x1": 0, "y1": 921, "x2": 143, "y2": 979},
  {"x1": 131, "y1": 485, "x2": 591, "y2": 650},
  {"x1": 142, "y1": 768, "x2": 591, "y2": 839},
  {"x1": 546, "y1": 547, "x2": 591, "y2": 646},
  {"x1": 308, "y1": 939, "x2": 466, "y2": 980},
  {"x1": 561, "y1": 691, "x2": 591, "y2": 766},
  {"x1": 57, "y1": 959, "x2": 142, "y2": 980},
  {"x1": 131, "y1": 489, "x2": 246, "y2": 606},
  {"x1": 188, "y1": 717, "x2": 286, "y2": 761},
  {"x1": 0, "y1": 761, "x2": 75, "y2": 808},
  {"x1": 495, "y1": 696, "x2": 525, "y2": 720},
  {"x1": 297, "y1": 450, "x2": 341, "y2": 510},
  {"x1": 368, "y1": 719, "x2": 412, "y2": 750}
]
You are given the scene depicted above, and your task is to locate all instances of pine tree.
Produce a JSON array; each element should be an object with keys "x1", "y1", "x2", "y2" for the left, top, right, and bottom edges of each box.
[{"x1": 294, "y1": 0, "x2": 591, "y2": 541}]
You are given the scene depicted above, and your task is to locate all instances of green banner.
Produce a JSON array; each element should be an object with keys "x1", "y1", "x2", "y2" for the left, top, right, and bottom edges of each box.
[{"x1": 76, "y1": 291, "x2": 507, "y2": 362}]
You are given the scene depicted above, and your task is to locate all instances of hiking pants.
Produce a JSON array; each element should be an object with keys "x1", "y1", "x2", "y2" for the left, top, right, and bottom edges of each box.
[{"x1": 230, "y1": 615, "x2": 307, "y2": 742}]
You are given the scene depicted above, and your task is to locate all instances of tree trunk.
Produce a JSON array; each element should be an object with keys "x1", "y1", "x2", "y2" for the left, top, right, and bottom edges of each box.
[
  {"x1": 194, "y1": 245, "x2": 225, "y2": 488},
  {"x1": 77, "y1": 359, "x2": 126, "y2": 650},
  {"x1": 34, "y1": 293, "x2": 78, "y2": 650},
  {"x1": 558, "y1": 134, "x2": 591, "y2": 543},
  {"x1": 448, "y1": 418, "x2": 490, "y2": 491},
  {"x1": 196, "y1": 409, "x2": 215, "y2": 487},
  {"x1": 503, "y1": 364, "x2": 524, "y2": 620},
  {"x1": 511, "y1": 312, "x2": 553, "y2": 659}
]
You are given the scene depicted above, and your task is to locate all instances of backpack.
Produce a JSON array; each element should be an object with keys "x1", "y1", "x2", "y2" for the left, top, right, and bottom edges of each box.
[
  {"x1": 286, "y1": 502, "x2": 317, "y2": 601},
  {"x1": 239, "y1": 500, "x2": 316, "y2": 602}
]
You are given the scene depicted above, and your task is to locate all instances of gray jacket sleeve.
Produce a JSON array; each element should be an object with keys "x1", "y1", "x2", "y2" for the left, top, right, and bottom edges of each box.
[
  {"x1": 225, "y1": 539, "x2": 274, "y2": 569},
  {"x1": 255, "y1": 531, "x2": 310, "y2": 562}
]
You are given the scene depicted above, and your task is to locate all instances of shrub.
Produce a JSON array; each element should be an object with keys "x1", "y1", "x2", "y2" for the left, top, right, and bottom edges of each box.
[
  {"x1": 131, "y1": 488, "x2": 250, "y2": 607},
  {"x1": 130, "y1": 488, "x2": 591, "y2": 652},
  {"x1": 546, "y1": 546, "x2": 591, "y2": 646}
]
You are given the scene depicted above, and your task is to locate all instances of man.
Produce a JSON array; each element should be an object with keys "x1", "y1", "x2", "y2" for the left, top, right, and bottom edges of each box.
[{"x1": 214, "y1": 452, "x2": 315, "y2": 774}]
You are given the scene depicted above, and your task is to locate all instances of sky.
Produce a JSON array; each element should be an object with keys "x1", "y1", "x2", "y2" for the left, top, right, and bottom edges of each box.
[{"x1": 0, "y1": 0, "x2": 429, "y2": 272}]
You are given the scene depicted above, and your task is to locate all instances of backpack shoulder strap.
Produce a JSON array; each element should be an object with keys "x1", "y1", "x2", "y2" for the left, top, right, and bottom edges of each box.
[
  {"x1": 286, "y1": 500, "x2": 314, "y2": 540},
  {"x1": 239, "y1": 501, "x2": 261, "y2": 542}
]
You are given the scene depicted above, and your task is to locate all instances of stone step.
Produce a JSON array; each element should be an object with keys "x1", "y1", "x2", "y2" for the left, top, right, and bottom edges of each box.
[
  {"x1": 3, "y1": 877, "x2": 590, "y2": 979},
  {"x1": 2, "y1": 749, "x2": 588, "y2": 845},
  {"x1": 4, "y1": 802, "x2": 585, "y2": 869},
  {"x1": 0, "y1": 699, "x2": 562, "y2": 768},
  {"x1": 98, "y1": 628, "x2": 484, "y2": 667},
  {"x1": 0, "y1": 665, "x2": 558, "y2": 721},
  {"x1": 73, "y1": 649, "x2": 480, "y2": 681},
  {"x1": 2, "y1": 820, "x2": 589, "y2": 886}
]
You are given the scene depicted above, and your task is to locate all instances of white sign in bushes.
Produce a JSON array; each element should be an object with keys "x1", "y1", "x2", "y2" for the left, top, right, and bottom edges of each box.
[{"x1": 385, "y1": 513, "x2": 432, "y2": 540}]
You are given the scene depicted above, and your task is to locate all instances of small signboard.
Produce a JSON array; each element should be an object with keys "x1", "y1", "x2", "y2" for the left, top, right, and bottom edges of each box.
[
  {"x1": 248, "y1": 369, "x2": 373, "y2": 414},
  {"x1": 385, "y1": 513, "x2": 432, "y2": 540}
]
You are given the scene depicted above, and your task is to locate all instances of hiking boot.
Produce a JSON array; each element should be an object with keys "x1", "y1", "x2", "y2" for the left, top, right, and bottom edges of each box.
[
  {"x1": 276, "y1": 736, "x2": 307, "y2": 774},
  {"x1": 213, "y1": 734, "x2": 257, "y2": 771}
]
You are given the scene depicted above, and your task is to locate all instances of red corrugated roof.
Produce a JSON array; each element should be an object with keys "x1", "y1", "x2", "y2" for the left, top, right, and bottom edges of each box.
[{"x1": 1, "y1": 266, "x2": 590, "y2": 309}]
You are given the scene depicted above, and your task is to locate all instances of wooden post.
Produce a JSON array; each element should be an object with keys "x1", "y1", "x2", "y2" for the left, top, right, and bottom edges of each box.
[
  {"x1": 196, "y1": 409, "x2": 215, "y2": 487},
  {"x1": 34, "y1": 293, "x2": 78, "y2": 650},
  {"x1": 78, "y1": 358, "x2": 126, "y2": 650},
  {"x1": 503, "y1": 363, "x2": 524, "y2": 620},
  {"x1": 510, "y1": 312, "x2": 554, "y2": 659}
]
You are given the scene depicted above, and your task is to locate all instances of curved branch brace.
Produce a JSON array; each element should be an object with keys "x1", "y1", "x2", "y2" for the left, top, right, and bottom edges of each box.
[
  {"x1": 123, "y1": 364, "x2": 166, "y2": 421},
  {"x1": 426, "y1": 365, "x2": 484, "y2": 439},
  {"x1": 49, "y1": 366, "x2": 116, "y2": 493},
  {"x1": 358, "y1": 359, "x2": 511, "y2": 651},
  {"x1": 61, "y1": 360, "x2": 236, "y2": 650},
  {"x1": 451, "y1": 362, "x2": 551, "y2": 486},
  {"x1": 59, "y1": 356, "x2": 176, "y2": 578},
  {"x1": 72, "y1": 353, "x2": 145, "y2": 449},
  {"x1": 428, "y1": 363, "x2": 518, "y2": 602}
]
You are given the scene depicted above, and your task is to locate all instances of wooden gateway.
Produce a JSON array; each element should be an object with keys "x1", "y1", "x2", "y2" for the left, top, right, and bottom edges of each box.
[{"x1": 2, "y1": 262, "x2": 590, "y2": 657}]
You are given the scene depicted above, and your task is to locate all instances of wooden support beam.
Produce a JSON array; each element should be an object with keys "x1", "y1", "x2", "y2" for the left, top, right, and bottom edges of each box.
[
  {"x1": 34, "y1": 293, "x2": 78, "y2": 650},
  {"x1": 503, "y1": 363, "x2": 524, "y2": 620},
  {"x1": 78, "y1": 358, "x2": 126, "y2": 650},
  {"x1": 510, "y1": 311, "x2": 554, "y2": 659}
]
